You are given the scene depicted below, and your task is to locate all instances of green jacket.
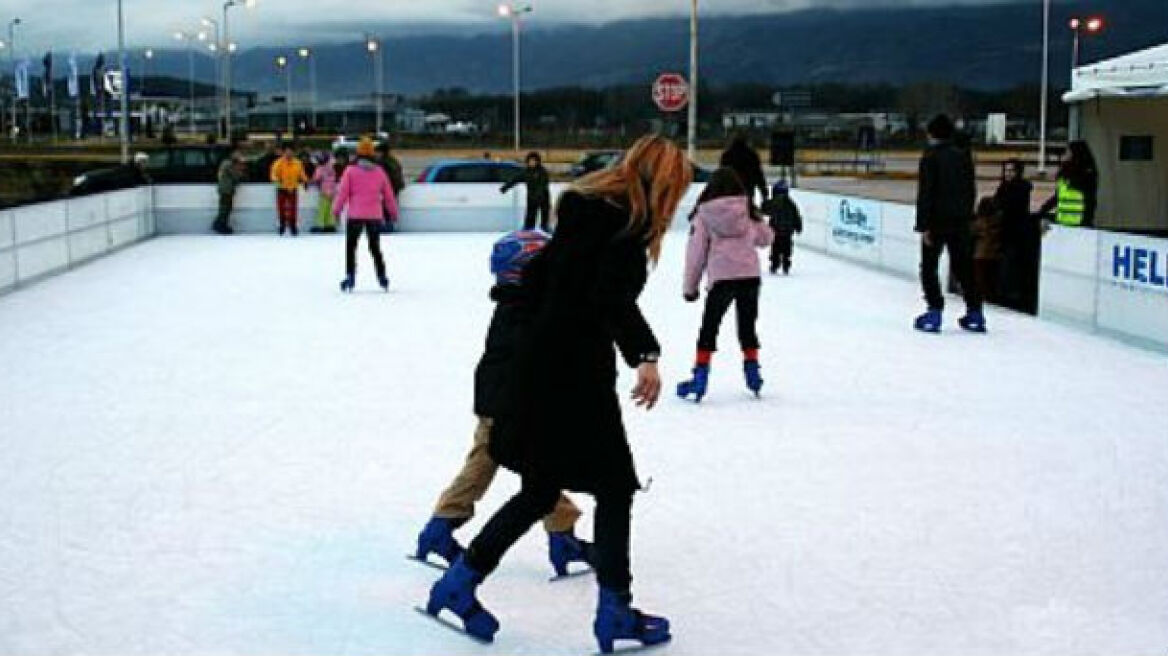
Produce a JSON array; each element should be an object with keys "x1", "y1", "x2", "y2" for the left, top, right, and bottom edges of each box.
[{"x1": 217, "y1": 159, "x2": 244, "y2": 196}]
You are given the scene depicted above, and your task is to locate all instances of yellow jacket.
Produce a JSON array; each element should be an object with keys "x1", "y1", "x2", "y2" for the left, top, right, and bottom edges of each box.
[{"x1": 270, "y1": 157, "x2": 307, "y2": 191}]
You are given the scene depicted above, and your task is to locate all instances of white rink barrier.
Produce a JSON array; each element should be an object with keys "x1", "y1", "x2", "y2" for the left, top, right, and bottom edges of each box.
[
  {"x1": 0, "y1": 187, "x2": 153, "y2": 295},
  {"x1": 791, "y1": 188, "x2": 1168, "y2": 352},
  {"x1": 153, "y1": 183, "x2": 707, "y2": 235}
]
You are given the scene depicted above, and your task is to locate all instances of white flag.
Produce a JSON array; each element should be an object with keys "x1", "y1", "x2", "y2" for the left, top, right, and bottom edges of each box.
[
  {"x1": 67, "y1": 52, "x2": 80, "y2": 98},
  {"x1": 14, "y1": 58, "x2": 30, "y2": 100}
]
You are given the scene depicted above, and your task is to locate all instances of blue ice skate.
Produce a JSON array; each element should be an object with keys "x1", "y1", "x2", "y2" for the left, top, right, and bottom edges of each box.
[
  {"x1": 339, "y1": 275, "x2": 355, "y2": 293},
  {"x1": 548, "y1": 530, "x2": 595, "y2": 579},
  {"x1": 914, "y1": 309, "x2": 942, "y2": 334},
  {"x1": 378, "y1": 275, "x2": 389, "y2": 292},
  {"x1": 422, "y1": 556, "x2": 499, "y2": 643},
  {"x1": 413, "y1": 517, "x2": 464, "y2": 569},
  {"x1": 676, "y1": 364, "x2": 710, "y2": 403},
  {"x1": 744, "y1": 360, "x2": 764, "y2": 397},
  {"x1": 593, "y1": 588, "x2": 671, "y2": 654},
  {"x1": 958, "y1": 310, "x2": 988, "y2": 333}
]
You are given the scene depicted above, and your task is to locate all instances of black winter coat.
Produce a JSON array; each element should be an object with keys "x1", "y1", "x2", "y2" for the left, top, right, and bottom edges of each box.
[
  {"x1": 473, "y1": 284, "x2": 531, "y2": 419},
  {"x1": 994, "y1": 178, "x2": 1037, "y2": 246},
  {"x1": 490, "y1": 191, "x2": 660, "y2": 494},
  {"x1": 500, "y1": 166, "x2": 551, "y2": 202},
  {"x1": 720, "y1": 142, "x2": 769, "y2": 202},
  {"x1": 762, "y1": 195, "x2": 803, "y2": 235},
  {"x1": 915, "y1": 140, "x2": 976, "y2": 235}
]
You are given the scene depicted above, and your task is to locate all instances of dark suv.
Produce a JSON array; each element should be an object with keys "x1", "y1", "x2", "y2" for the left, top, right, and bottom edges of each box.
[{"x1": 70, "y1": 146, "x2": 233, "y2": 196}]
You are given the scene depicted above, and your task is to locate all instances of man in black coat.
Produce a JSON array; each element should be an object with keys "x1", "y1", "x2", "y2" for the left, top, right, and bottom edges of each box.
[
  {"x1": 500, "y1": 151, "x2": 552, "y2": 231},
  {"x1": 914, "y1": 114, "x2": 984, "y2": 333}
]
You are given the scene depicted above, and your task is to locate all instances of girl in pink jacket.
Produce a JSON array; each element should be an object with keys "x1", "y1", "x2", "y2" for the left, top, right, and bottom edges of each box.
[
  {"x1": 333, "y1": 138, "x2": 400, "y2": 292},
  {"x1": 678, "y1": 167, "x2": 774, "y2": 402},
  {"x1": 310, "y1": 153, "x2": 339, "y2": 234}
]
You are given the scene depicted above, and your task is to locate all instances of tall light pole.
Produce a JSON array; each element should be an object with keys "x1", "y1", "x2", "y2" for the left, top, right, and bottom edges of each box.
[
  {"x1": 142, "y1": 48, "x2": 153, "y2": 96},
  {"x1": 298, "y1": 47, "x2": 316, "y2": 131},
  {"x1": 1069, "y1": 16, "x2": 1104, "y2": 75},
  {"x1": 498, "y1": 4, "x2": 531, "y2": 154},
  {"x1": 116, "y1": 0, "x2": 129, "y2": 162},
  {"x1": 175, "y1": 31, "x2": 197, "y2": 135},
  {"x1": 223, "y1": 0, "x2": 256, "y2": 141},
  {"x1": 202, "y1": 16, "x2": 222, "y2": 137},
  {"x1": 1038, "y1": 0, "x2": 1050, "y2": 174},
  {"x1": 7, "y1": 18, "x2": 20, "y2": 144},
  {"x1": 276, "y1": 54, "x2": 292, "y2": 136},
  {"x1": 366, "y1": 36, "x2": 383, "y2": 135},
  {"x1": 0, "y1": 38, "x2": 6, "y2": 141},
  {"x1": 688, "y1": 0, "x2": 698, "y2": 162}
]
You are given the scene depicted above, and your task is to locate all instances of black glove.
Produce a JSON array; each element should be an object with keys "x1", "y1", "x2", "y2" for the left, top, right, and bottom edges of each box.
[{"x1": 684, "y1": 292, "x2": 699, "y2": 303}]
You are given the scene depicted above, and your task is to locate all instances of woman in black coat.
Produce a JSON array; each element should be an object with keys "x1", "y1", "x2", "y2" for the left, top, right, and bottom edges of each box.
[
  {"x1": 422, "y1": 135, "x2": 693, "y2": 654},
  {"x1": 994, "y1": 159, "x2": 1038, "y2": 313}
]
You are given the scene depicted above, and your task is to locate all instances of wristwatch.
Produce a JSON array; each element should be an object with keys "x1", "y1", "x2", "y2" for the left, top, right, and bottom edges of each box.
[{"x1": 639, "y1": 352, "x2": 661, "y2": 364}]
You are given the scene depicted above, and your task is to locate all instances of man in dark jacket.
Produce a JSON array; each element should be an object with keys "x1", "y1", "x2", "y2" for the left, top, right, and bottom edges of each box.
[
  {"x1": 413, "y1": 230, "x2": 593, "y2": 577},
  {"x1": 914, "y1": 114, "x2": 985, "y2": 333},
  {"x1": 762, "y1": 180, "x2": 803, "y2": 274},
  {"x1": 720, "y1": 135, "x2": 769, "y2": 205},
  {"x1": 501, "y1": 151, "x2": 552, "y2": 231},
  {"x1": 212, "y1": 152, "x2": 246, "y2": 235}
]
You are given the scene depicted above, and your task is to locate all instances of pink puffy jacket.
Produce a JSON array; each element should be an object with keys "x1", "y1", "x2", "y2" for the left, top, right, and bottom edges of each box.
[
  {"x1": 311, "y1": 157, "x2": 338, "y2": 196},
  {"x1": 683, "y1": 196, "x2": 774, "y2": 296},
  {"x1": 333, "y1": 160, "x2": 400, "y2": 222}
]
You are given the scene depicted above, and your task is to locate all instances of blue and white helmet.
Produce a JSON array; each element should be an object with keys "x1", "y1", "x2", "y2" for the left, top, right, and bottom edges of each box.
[{"x1": 490, "y1": 229, "x2": 551, "y2": 286}]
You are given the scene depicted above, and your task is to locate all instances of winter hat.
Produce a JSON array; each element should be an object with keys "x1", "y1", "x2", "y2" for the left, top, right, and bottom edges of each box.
[
  {"x1": 356, "y1": 137, "x2": 376, "y2": 158},
  {"x1": 491, "y1": 229, "x2": 550, "y2": 286},
  {"x1": 771, "y1": 180, "x2": 789, "y2": 196}
]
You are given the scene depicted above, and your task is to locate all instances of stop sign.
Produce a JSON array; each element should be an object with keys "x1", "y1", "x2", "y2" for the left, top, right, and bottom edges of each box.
[{"x1": 653, "y1": 73, "x2": 690, "y2": 113}]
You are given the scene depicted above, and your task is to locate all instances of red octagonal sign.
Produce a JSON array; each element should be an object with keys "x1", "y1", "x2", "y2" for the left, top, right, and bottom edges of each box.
[{"x1": 653, "y1": 73, "x2": 690, "y2": 113}]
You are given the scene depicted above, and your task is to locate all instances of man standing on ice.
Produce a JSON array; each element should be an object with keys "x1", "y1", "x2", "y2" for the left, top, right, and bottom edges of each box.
[{"x1": 913, "y1": 114, "x2": 984, "y2": 334}]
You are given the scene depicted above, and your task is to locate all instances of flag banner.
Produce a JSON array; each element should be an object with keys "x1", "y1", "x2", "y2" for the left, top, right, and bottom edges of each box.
[
  {"x1": 68, "y1": 53, "x2": 80, "y2": 98},
  {"x1": 91, "y1": 53, "x2": 105, "y2": 100},
  {"x1": 15, "y1": 58, "x2": 30, "y2": 100}
]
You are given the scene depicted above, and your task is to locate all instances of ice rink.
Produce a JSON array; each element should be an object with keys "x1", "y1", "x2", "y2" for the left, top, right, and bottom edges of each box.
[{"x1": 2, "y1": 233, "x2": 1167, "y2": 656}]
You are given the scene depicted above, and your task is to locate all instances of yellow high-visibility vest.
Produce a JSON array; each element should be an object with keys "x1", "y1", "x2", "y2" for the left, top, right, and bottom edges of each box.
[{"x1": 1056, "y1": 178, "x2": 1085, "y2": 227}]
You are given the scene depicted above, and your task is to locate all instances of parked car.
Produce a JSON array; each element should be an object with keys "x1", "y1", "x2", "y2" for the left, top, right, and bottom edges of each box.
[
  {"x1": 570, "y1": 150, "x2": 623, "y2": 178},
  {"x1": 70, "y1": 146, "x2": 233, "y2": 196},
  {"x1": 415, "y1": 160, "x2": 523, "y2": 184},
  {"x1": 601, "y1": 150, "x2": 711, "y2": 182}
]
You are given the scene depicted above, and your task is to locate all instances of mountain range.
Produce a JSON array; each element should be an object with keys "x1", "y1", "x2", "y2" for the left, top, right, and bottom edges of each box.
[{"x1": 110, "y1": 0, "x2": 1168, "y2": 97}]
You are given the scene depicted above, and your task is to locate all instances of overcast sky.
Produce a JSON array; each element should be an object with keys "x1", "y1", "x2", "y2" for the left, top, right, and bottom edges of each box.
[{"x1": 0, "y1": 0, "x2": 1015, "y2": 53}]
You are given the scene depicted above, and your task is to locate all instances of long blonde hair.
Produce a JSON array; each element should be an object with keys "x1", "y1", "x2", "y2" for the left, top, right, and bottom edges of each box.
[{"x1": 571, "y1": 135, "x2": 693, "y2": 262}]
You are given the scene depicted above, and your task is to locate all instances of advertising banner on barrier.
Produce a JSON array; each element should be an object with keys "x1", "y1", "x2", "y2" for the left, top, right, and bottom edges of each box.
[
  {"x1": 828, "y1": 195, "x2": 882, "y2": 257},
  {"x1": 1095, "y1": 231, "x2": 1168, "y2": 350}
]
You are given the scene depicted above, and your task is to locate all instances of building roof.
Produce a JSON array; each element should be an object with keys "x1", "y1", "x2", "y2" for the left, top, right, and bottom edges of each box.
[{"x1": 1065, "y1": 42, "x2": 1168, "y2": 102}]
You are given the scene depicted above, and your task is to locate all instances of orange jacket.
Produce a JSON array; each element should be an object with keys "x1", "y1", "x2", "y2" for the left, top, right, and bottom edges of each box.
[{"x1": 270, "y1": 157, "x2": 307, "y2": 191}]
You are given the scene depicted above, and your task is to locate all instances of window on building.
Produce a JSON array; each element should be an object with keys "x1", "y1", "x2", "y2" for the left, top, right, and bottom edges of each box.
[{"x1": 1119, "y1": 136, "x2": 1154, "y2": 162}]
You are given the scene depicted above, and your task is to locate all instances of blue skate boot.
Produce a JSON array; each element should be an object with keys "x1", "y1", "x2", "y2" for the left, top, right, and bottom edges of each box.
[
  {"x1": 339, "y1": 274, "x2": 355, "y2": 293},
  {"x1": 423, "y1": 556, "x2": 499, "y2": 642},
  {"x1": 958, "y1": 310, "x2": 988, "y2": 333},
  {"x1": 914, "y1": 309, "x2": 942, "y2": 333},
  {"x1": 548, "y1": 530, "x2": 595, "y2": 578},
  {"x1": 593, "y1": 588, "x2": 671, "y2": 654},
  {"x1": 414, "y1": 517, "x2": 464, "y2": 569},
  {"x1": 676, "y1": 364, "x2": 710, "y2": 403},
  {"x1": 378, "y1": 274, "x2": 389, "y2": 292},
  {"x1": 744, "y1": 360, "x2": 764, "y2": 397}
]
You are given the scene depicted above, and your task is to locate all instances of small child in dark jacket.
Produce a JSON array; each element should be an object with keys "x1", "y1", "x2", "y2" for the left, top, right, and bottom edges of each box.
[
  {"x1": 761, "y1": 180, "x2": 803, "y2": 275},
  {"x1": 414, "y1": 229, "x2": 594, "y2": 578}
]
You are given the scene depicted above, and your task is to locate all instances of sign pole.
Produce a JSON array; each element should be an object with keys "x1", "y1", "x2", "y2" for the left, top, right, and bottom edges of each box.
[{"x1": 687, "y1": 0, "x2": 698, "y2": 161}]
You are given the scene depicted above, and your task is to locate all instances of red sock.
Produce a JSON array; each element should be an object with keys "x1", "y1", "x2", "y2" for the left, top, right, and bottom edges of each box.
[
  {"x1": 743, "y1": 349, "x2": 759, "y2": 362},
  {"x1": 696, "y1": 349, "x2": 713, "y2": 366}
]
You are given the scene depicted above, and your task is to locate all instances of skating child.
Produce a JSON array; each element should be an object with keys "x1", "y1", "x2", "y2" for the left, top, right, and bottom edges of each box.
[
  {"x1": 499, "y1": 151, "x2": 552, "y2": 231},
  {"x1": 414, "y1": 228, "x2": 594, "y2": 577},
  {"x1": 269, "y1": 144, "x2": 308, "y2": 236},
  {"x1": 761, "y1": 180, "x2": 803, "y2": 274},
  {"x1": 678, "y1": 167, "x2": 774, "y2": 402},
  {"x1": 971, "y1": 196, "x2": 1003, "y2": 304},
  {"x1": 309, "y1": 152, "x2": 338, "y2": 234},
  {"x1": 332, "y1": 138, "x2": 398, "y2": 292}
]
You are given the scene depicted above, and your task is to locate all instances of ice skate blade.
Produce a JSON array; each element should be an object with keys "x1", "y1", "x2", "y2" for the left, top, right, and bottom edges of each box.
[
  {"x1": 548, "y1": 566, "x2": 594, "y2": 582},
  {"x1": 413, "y1": 606, "x2": 493, "y2": 644},
  {"x1": 595, "y1": 634, "x2": 672, "y2": 655},
  {"x1": 405, "y1": 554, "x2": 449, "y2": 572}
]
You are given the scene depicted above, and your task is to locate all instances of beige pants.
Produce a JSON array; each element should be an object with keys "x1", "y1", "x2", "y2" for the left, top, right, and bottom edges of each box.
[{"x1": 434, "y1": 417, "x2": 581, "y2": 533}]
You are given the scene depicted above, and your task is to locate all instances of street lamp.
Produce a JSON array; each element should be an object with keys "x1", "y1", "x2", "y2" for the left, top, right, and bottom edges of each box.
[
  {"x1": 298, "y1": 47, "x2": 316, "y2": 131},
  {"x1": 497, "y1": 3, "x2": 531, "y2": 154},
  {"x1": 202, "y1": 16, "x2": 223, "y2": 136},
  {"x1": 223, "y1": 0, "x2": 257, "y2": 140},
  {"x1": 275, "y1": 54, "x2": 292, "y2": 136},
  {"x1": 366, "y1": 36, "x2": 383, "y2": 134},
  {"x1": 142, "y1": 48, "x2": 153, "y2": 96},
  {"x1": 174, "y1": 30, "x2": 197, "y2": 135},
  {"x1": 7, "y1": 17, "x2": 20, "y2": 144},
  {"x1": 1069, "y1": 16, "x2": 1105, "y2": 72},
  {"x1": 688, "y1": 0, "x2": 698, "y2": 162}
]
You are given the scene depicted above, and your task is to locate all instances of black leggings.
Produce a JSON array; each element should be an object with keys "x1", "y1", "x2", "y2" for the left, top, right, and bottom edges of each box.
[
  {"x1": 466, "y1": 478, "x2": 634, "y2": 592},
  {"x1": 523, "y1": 197, "x2": 551, "y2": 232},
  {"x1": 698, "y1": 278, "x2": 761, "y2": 353},
  {"x1": 920, "y1": 231, "x2": 981, "y2": 312},
  {"x1": 345, "y1": 221, "x2": 386, "y2": 279}
]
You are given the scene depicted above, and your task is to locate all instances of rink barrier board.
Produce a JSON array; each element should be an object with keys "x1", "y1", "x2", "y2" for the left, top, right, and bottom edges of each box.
[
  {"x1": 0, "y1": 187, "x2": 153, "y2": 296},
  {"x1": 791, "y1": 188, "x2": 1168, "y2": 352}
]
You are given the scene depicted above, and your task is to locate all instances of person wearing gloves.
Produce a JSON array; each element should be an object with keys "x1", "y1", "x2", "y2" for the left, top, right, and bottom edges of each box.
[
  {"x1": 332, "y1": 137, "x2": 400, "y2": 292},
  {"x1": 678, "y1": 167, "x2": 774, "y2": 402}
]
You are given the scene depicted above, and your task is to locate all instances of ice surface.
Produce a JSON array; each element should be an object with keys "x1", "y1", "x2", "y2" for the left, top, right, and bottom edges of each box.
[{"x1": 1, "y1": 234, "x2": 1166, "y2": 655}]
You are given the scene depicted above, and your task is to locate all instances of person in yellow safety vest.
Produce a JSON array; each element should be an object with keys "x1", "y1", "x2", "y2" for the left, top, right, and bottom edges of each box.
[{"x1": 1038, "y1": 140, "x2": 1098, "y2": 228}]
